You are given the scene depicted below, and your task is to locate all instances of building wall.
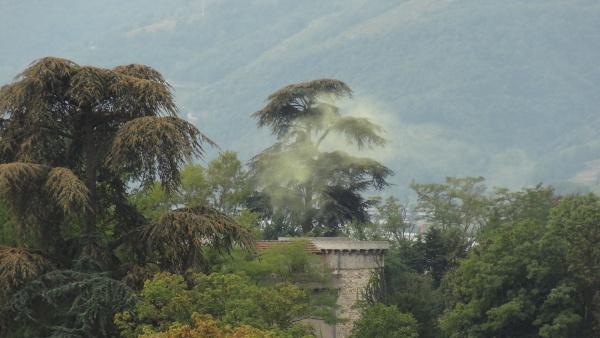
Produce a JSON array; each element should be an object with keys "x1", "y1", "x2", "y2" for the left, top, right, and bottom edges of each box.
[
  {"x1": 334, "y1": 268, "x2": 373, "y2": 337},
  {"x1": 270, "y1": 238, "x2": 389, "y2": 338},
  {"x1": 312, "y1": 240, "x2": 388, "y2": 338}
]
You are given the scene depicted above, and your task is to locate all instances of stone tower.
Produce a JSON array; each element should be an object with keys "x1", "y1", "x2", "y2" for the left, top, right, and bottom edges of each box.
[{"x1": 258, "y1": 237, "x2": 389, "y2": 338}]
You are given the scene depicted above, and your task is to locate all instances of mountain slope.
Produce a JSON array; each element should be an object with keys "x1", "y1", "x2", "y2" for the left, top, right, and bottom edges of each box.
[{"x1": 1, "y1": 0, "x2": 599, "y2": 196}]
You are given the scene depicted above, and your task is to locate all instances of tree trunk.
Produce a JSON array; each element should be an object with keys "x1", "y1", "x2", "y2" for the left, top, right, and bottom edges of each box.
[
  {"x1": 84, "y1": 109, "x2": 97, "y2": 235},
  {"x1": 301, "y1": 183, "x2": 314, "y2": 235},
  {"x1": 301, "y1": 126, "x2": 313, "y2": 235}
]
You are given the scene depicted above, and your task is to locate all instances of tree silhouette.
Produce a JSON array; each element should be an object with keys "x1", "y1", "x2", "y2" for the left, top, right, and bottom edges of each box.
[{"x1": 250, "y1": 79, "x2": 393, "y2": 236}]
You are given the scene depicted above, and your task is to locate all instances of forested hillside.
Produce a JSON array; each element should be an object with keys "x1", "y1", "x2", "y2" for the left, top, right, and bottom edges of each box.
[{"x1": 2, "y1": 0, "x2": 600, "y2": 195}]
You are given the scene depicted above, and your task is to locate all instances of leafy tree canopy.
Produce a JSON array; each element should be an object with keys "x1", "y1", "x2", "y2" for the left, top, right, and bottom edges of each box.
[
  {"x1": 411, "y1": 176, "x2": 491, "y2": 234},
  {"x1": 438, "y1": 190, "x2": 600, "y2": 338},
  {"x1": 218, "y1": 241, "x2": 339, "y2": 324},
  {"x1": 349, "y1": 302, "x2": 418, "y2": 338},
  {"x1": 115, "y1": 272, "x2": 314, "y2": 338},
  {"x1": 10, "y1": 257, "x2": 134, "y2": 338},
  {"x1": 131, "y1": 150, "x2": 254, "y2": 220}
]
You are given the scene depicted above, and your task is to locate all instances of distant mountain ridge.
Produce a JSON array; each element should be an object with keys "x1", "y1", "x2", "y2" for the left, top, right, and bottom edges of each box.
[{"x1": 2, "y1": 0, "x2": 599, "y2": 196}]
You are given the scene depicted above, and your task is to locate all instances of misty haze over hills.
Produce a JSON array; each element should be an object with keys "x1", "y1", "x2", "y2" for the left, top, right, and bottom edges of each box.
[{"x1": 2, "y1": 0, "x2": 600, "y2": 198}]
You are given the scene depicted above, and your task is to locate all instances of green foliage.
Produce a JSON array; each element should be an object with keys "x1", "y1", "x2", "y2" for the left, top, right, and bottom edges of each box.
[
  {"x1": 178, "y1": 163, "x2": 211, "y2": 207},
  {"x1": 136, "y1": 313, "x2": 302, "y2": 338},
  {"x1": 411, "y1": 176, "x2": 491, "y2": 234},
  {"x1": 261, "y1": 209, "x2": 304, "y2": 240},
  {"x1": 377, "y1": 232, "x2": 443, "y2": 337},
  {"x1": 125, "y1": 205, "x2": 256, "y2": 275},
  {"x1": 233, "y1": 208, "x2": 263, "y2": 238},
  {"x1": 131, "y1": 151, "x2": 252, "y2": 220},
  {"x1": 351, "y1": 196, "x2": 417, "y2": 243},
  {"x1": 440, "y1": 218, "x2": 549, "y2": 337},
  {"x1": 0, "y1": 246, "x2": 55, "y2": 295},
  {"x1": 206, "y1": 150, "x2": 253, "y2": 214},
  {"x1": 425, "y1": 226, "x2": 471, "y2": 288},
  {"x1": 10, "y1": 257, "x2": 134, "y2": 338},
  {"x1": 237, "y1": 241, "x2": 330, "y2": 284},
  {"x1": 355, "y1": 193, "x2": 449, "y2": 337},
  {"x1": 349, "y1": 302, "x2": 418, "y2": 338},
  {"x1": 387, "y1": 272, "x2": 441, "y2": 338},
  {"x1": 543, "y1": 194, "x2": 600, "y2": 335},
  {"x1": 439, "y1": 191, "x2": 600, "y2": 338},
  {"x1": 222, "y1": 241, "x2": 339, "y2": 324},
  {"x1": 0, "y1": 201, "x2": 13, "y2": 245},
  {"x1": 0, "y1": 246, "x2": 56, "y2": 337},
  {"x1": 116, "y1": 272, "x2": 314, "y2": 337},
  {"x1": 369, "y1": 183, "x2": 560, "y2": 338},
  {"x1": 0, "y1": 163, "x2": 89, "y2": 250},
  {"x1": 490, "y1": 184, "x2": 557, "y2": 225},
  {"x1": 373, "y1": 196, "x2": 416, "y2": 241},
  {"x1": 130, "y1": 183, "x2": 174, "y2": 221}
]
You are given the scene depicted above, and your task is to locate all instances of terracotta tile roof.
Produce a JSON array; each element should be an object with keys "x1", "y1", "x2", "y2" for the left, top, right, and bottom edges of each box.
[{"x1": 255, "y1": 240, "x2": 321, "y2": 254}]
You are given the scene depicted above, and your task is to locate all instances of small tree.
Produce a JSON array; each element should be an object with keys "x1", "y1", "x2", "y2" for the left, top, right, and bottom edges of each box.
[
  {"x1": 206, "y1": 150, "x2": 253, "y2": 215},
  {"x1": 223, "y1": 241, "x2": 339, "y2": 324},
  {"x1": 411, "y1": 176, "x2": 491, "y2": 234},
  {"x1": 349, "y1": 303, "x2": 418, "y2": 338},
  {"x1": 131, "y1": 151, "x2": 253, "y2": 219},
  {"x1": 115, "y1": 272, "x2": 314, "y2": 337}
]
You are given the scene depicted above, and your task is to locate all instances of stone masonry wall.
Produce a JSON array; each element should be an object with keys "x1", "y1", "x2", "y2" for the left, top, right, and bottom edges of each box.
[
  {"x1": 318, "y1": 248, "x2": 386, "y2": 338},
  {"x1": 272, "y1": 238, "x2": 389, "y2": 338},
  {"x1": 335, "y1": 268, "x2": 373, "y2": 337}
]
